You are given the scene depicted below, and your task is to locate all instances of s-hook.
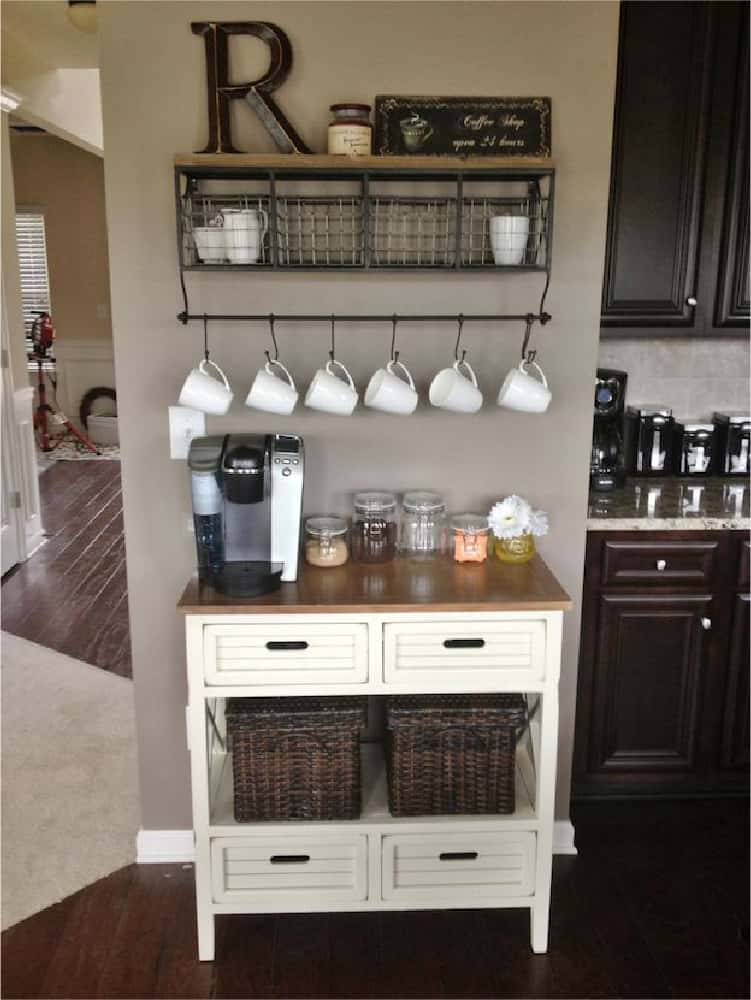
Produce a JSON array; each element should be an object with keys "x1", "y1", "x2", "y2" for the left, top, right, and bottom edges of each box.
[
  {"x1": 265, "y1": 312, "x2": 280, "y2": 364},
  {"x1": 454, "y1": 314, "x2": 466, "y2": 364},
  {"x1": 390, "y1": 313, "x2": 399, "y2": 364},
  {"x1": 329, "y1": 313, "x2": 336, "y2": 361},
  {"x1": 521, "y1": 314, "x2": 536, "y2": 364},
  {"x1": 203, "y1": 313, "x2": 210, "y2": 362}
]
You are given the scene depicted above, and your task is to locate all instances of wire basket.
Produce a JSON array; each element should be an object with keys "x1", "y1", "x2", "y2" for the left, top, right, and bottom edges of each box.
[
  {"x1": 462, "y1": 195, "x2": 549, "y2": 267},
  {"x1": 371, "y1": 197, "x2": 457, "y2": 267},
  {"x1": 276, "y1": 196, "x2": 364, "y2": 267}
]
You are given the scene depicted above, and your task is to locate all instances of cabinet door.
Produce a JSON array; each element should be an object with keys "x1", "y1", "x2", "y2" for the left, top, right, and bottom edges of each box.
[
  {"x1": 721, "y1": 594, "x2": 750, "y2": 769},
  {"x1": 601, "y1": 1, "x2": 712, "y2": 330},
  {"x1": 577, "y1": 593, "x2": 712, "y2": 794}
]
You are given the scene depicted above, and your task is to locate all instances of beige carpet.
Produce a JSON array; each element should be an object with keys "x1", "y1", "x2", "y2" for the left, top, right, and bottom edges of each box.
[{"x1": 1, "y1": 632, "x2": 140, "y2": 929}]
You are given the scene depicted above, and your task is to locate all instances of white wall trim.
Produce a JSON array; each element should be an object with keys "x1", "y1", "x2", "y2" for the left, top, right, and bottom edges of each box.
[
  {"x1": 136, "y1": 823, "x2": 577, "y2": 864},
  {"x1": 13, "y1": 385, "x2": 44, "y2": 557},
  {"x1": 553, "y1": 819, "x2": 577, "y2": 855},
  {"x1": 136, "y1": 828, "x2": 195, "y2": 864}
]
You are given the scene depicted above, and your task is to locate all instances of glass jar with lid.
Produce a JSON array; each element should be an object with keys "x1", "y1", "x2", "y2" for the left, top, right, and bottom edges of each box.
[
  {"x1": 304, "y1": 515, "x2": 349, "y2": 568},
  {"x1": 399, "y1": 491, "x2": 448, "y2": 560},
  {"x1": 328, "y1": 103, "x2": 372, "y2": 156},
  {"x1": 450, "y1": 514, "x2": 489, "y2": 563},
  {"x1": 351, "y1": 491, "x2": 398, "y2": 564}
]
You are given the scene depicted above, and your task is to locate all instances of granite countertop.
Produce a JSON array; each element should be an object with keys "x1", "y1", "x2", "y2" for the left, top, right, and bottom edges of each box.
[{"x1": 587, "y1": 477, "x2": 750, "y2": 531}]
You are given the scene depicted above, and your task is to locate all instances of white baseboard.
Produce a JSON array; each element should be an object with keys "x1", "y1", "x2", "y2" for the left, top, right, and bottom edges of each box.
[
  {"x1": 553, "y1": 819, "x2": 577, "y2": 855},
  {"x1": 136, "y1": 828, "x2": 195, "y2": 864},
  {"x1": 54, "y1": 338, "x2": 115, "y2": 427},
  {"x1": 136, "y1": 822, "x2": 577, "y2": 864}
]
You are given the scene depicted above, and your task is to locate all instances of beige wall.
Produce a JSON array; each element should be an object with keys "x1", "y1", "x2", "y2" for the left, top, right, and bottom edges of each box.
[
  {"x1": 98, "y1": 1, "x2": 620, "y2": 829},
  {"x1": 10, "y1": 132, "x2": 112, "y2": 344}
]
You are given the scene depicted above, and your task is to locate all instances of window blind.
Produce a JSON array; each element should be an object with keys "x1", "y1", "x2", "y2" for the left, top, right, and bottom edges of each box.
[{"x1": 15, "y1": 212, "x2": 54, "y2": 369}]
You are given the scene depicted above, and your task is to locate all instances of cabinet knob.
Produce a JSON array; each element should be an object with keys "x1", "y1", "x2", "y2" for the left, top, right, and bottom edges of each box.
[
  {"x1": 686, "y1": 296, "x2": 697, "y2": 307},
  {"x1": 656, "y1": 559, "x2": 667, "y2": 571},
  {"x1": 700, "y1": 617, "x2": 712, "y2": 631}
]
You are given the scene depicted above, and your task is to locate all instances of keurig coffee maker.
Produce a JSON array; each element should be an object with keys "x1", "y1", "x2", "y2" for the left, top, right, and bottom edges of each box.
[
  {"x1": 590, "y1": 369, "x2": 628, "y2": 491},
  {"x1": 188, "y1": 434, "x2": 304, "y2": 596},
  {"x1": 625, "y1": 405, "x2": 675, "y2": 475}
]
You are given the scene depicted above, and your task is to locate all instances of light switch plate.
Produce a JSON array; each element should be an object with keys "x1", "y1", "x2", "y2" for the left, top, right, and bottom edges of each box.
[{"x1": 169, "y1": 405, "x2": 205, "y2": 459}]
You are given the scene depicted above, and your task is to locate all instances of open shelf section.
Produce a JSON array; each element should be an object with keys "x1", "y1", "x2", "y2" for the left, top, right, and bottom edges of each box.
[
  {"x1": 208, "y1": 741, "x2": 538, "y2": 834},
  {"x1": 175, "y1": 153, "x2": 554, "y2": 274}
]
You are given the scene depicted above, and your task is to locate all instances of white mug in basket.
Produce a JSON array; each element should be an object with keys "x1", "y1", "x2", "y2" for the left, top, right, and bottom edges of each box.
[
  {"x1": 178, "y1": 359, "x2": 233, "y2": 416},
  {"x1": 222, "y1": 208, "x2": 268, "y2": 264},
  {"x1": 245, "y1": 359, "x2": 298, "y2": 416}
]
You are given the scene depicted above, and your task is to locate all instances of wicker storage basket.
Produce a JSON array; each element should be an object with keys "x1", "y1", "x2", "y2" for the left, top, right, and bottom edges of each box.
[
  {"x1": 226, "y1": 697, "x2": 367, "y2": 821},
  {"x1": 386, "y1": 694, "x2": 527, "y2": 816}
]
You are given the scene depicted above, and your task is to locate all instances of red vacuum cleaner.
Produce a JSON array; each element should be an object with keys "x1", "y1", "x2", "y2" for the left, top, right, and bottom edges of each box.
[{"x1": 30, "y1": 311, "x2": 100, "y2": 455}]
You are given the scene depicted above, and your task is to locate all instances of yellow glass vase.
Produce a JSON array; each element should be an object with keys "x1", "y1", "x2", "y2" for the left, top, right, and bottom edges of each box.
[{"x1": 494, "y1": 533, "x2": 536, "y2": 564}]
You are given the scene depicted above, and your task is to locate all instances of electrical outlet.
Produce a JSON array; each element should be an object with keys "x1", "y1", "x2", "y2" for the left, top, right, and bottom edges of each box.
[{"x1": 168, "y1": 405, "x2": 205, "y2": 459}]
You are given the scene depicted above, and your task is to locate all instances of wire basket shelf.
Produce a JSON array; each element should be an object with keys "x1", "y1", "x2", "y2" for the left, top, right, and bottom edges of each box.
[{"x1": 179, "y1": 182, "x2": 551, "y2": 271}]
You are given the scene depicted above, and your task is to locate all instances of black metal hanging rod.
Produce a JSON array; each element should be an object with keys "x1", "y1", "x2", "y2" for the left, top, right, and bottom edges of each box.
[{"x1": 177, "y1": 310, "x2": 552, "y2": 326}]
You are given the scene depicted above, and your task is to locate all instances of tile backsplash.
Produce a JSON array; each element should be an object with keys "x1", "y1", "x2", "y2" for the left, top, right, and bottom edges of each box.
[{"x1": 598, "y1": 338, "x2": 750, "y2": 420}]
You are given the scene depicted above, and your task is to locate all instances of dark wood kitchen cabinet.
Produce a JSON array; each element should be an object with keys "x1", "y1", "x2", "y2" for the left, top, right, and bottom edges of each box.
[
  {"x1": 573, "y1": 531, "x2": 750, "y2": 798},
  {"x1": 601, "y1": 1, "x2": 749, "y2": 336}
]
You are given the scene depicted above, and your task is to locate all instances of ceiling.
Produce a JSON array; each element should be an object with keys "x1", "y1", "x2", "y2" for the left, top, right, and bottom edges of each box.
[{"x1": 1, "y1": 1, "x2": 98, "y2": 76}]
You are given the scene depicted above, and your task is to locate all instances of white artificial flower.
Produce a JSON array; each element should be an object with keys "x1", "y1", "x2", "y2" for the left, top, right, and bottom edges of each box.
[
  {"x1": 487, "y1": 495, "x2": 532, "y2": 539},
  {"x1": 527, "y1": 507, "x2": 549, "y2": 537}
]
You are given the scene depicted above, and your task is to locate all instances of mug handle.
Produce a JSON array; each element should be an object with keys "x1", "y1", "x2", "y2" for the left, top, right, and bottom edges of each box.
[
  {"x1": 199, "y1": 358, "x2": 230, "y2": 390},
  {"x1": 265, "y1": 358, "x2": 296, "y2": 391},
  {"x1": 520, "y1": 359, "x2": 548, "y2": 388},
  {"x1": 424, "y1": 125, "x2": 435, "y2": 142},
  {"x1": 326, "y1": 358, "x2": 355, "y2": 390},
  {"x1": 453, "y1": 357, "x2": 478, "y2": 387},
  {"x1": 212, "y1": 213, "x2": 224, "y2": 228},
  {"x1": 387, "y1": 358, "x2": 415, "y2": 390}
]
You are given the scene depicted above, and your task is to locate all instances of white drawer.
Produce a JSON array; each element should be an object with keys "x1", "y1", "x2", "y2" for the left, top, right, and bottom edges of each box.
[
  {"x1": 382, "y1": 831, "x2": 536, "y2": 903},
  {"x1": 203, "y1": 622, "x2": 369, "y2": 686},
  {"x1": 211, "y1": 834, "x2": 369, "y2": 904},
  {"x1": 383, "y1": 619, "x2": 546, "y2": 688}
]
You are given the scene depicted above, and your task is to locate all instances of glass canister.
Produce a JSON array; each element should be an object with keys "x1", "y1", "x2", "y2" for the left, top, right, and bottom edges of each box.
[
  {"x1": 450, "y1": 514, "x2": 489, "y2": 563},
  {"x1": 494, "y1": 533, "x2": 536, "y2": 564},
  {"x1": 304, "y1": 515, "x2": 349, "y2": 568},
  {"x1": 351, "y1": 491, "x2": 398, "y2": 564},
  {"x1": 400, "y1": 491, "x2": 448, "y2": 559}
]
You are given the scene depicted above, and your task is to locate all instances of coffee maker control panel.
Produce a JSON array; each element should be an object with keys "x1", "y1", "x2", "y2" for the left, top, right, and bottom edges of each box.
[{"x1": 271, "y1": 435, "x2": 304, "y2": 581}]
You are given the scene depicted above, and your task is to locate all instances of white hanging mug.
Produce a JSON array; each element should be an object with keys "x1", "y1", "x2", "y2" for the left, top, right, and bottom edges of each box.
[
  {"x1": 305, "y1": 359, "x2": 359, "y2": 415},
  {"x1": 497, "y1": 359, "x2": 551, "y2": 413},
  {"x1": 178, "y1": 359, "x2": 233, "y2": 415},
  {"x1": 429, "y1": 358, "x2": 483, "y2": 414},
  {"x1": 245, "y1": 358, "x2": 298, "y2": 416},
  {"x1": 365, "y1": 359, "x2": 418, "y2": 414}
]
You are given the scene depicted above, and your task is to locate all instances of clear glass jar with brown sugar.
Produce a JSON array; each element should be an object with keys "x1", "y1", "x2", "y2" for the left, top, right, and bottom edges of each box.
[{"x1": 304, "y1": 516, "x2": 349, "y2": 568}]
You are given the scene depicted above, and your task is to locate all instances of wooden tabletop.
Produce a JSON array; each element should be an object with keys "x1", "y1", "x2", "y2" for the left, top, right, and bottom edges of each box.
[{"x1": 178, "y1": 554, "x2": 571, "y2": 615}]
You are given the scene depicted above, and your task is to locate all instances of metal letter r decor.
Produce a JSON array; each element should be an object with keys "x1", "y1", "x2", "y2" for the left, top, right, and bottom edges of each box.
[{"x1": 191, "y1": 21, "x2": 312, "y2": 154}]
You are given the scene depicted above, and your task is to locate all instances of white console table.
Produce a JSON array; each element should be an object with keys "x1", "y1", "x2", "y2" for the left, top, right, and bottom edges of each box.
[{"x1": 179, "y1": 556, "x2": 570, "y2": 961}]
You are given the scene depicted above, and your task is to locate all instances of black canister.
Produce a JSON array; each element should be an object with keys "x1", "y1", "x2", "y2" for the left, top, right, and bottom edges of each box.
[
  {"x1": 673, "y1": 423, "x2": 715, "y2": 476},
  {"x1": 713, "y1": 413, "x2": 750, "y2": 476},
  {"x1": 625, "y1": 405, "x2": 675, "y2": 475}
]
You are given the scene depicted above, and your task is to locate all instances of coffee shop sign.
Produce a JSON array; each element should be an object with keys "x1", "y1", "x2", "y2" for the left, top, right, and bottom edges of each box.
[{"x1": 190, "y1": 20, "x2": 551, "y2": 159}]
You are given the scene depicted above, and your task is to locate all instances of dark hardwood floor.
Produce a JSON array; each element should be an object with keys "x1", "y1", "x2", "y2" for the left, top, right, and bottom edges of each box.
[
  {"x1": 2, "y1": 800, "x2": 747, "y2": 999},
  {"x1": 1, "y1": 461, "x2": 131, "y2": 678}
]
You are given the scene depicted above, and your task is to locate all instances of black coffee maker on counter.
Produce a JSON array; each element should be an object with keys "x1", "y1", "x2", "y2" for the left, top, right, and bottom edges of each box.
[
  {"x1": 590, "y1": 369, "x2": 628, "y2": 491},
  {"x1": 625, "y1": 405, "x2": 675, "y2": 476}
]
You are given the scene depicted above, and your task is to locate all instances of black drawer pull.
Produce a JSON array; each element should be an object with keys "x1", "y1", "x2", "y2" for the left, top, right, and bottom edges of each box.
[
  {"x1": 443, "y1": 638, "x2": 485, "y2": 649},
  {"x1": 269, "y1": 854, "x2": 310, "y2": 864},
  {"x1": 439, "y1": 851, "x2": 478, "y2": 862},
  {"x1": 265, "y1": 640, "x2": 309, "y2": 651}
]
